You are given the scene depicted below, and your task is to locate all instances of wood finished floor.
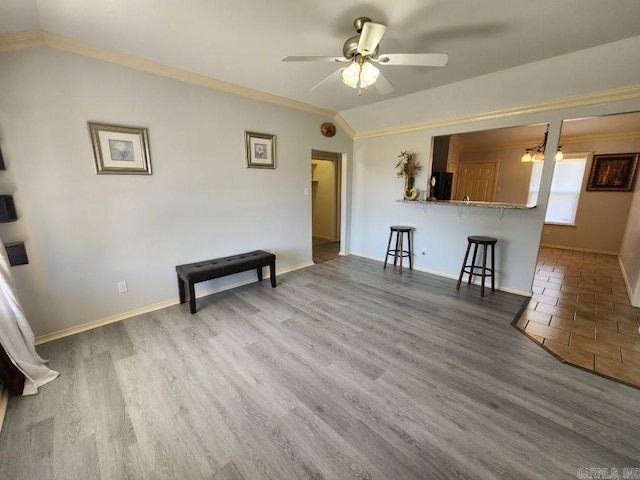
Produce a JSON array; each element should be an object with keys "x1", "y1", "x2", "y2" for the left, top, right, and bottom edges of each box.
[
  {"x1": 1, "y1": 255, "x2": 640, "y2": 479},
  {"x1": 515, "y1": 246, "x2": 640, "y2": 388},
  {"x1": 312, "y1": 240, "x2": 340, "y2": 264}
]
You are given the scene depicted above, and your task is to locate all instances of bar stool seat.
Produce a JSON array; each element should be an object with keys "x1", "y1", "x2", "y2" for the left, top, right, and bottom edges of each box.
[
  {"x1": 456, "y1": 235, "x2": 497, "y2": 296},
  {"x1": 383, "y1": 225, "x2": 414, "y2": 274}
]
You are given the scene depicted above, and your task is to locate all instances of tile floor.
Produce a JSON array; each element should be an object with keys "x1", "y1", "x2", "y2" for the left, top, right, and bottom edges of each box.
[{"x1": 514, "y1": 246, "x2": 640, "y2": 388}]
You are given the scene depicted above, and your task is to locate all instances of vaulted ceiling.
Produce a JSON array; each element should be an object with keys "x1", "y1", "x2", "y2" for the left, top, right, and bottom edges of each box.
[{"x1": 2, "y1": 0, "x2": 640, "y2": 114}]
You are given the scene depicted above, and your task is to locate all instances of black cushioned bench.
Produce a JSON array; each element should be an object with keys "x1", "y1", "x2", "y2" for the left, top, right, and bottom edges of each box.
[{"x1": 176, "y1": 250, "x2": 276, "y2": 314}]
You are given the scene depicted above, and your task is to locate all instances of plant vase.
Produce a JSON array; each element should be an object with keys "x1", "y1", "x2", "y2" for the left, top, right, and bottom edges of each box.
[{"x1": 403, "y1": 176, "x2": 419, "y2": 201}]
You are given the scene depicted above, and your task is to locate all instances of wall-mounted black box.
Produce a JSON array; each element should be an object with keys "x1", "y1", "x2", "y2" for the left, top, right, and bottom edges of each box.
[
  {"x1": 0, "y1": 195, "x2": 17, "y2": 222},
  {"x1": 5, "y1": 242, "x2": 28, "y2": 266}
]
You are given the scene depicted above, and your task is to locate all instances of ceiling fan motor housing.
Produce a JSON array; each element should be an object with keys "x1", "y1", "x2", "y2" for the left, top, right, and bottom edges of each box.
[
  {"x1": 343, "y1": 17, "x2": 380, "y2": 59},
  {"x1": 343, "y1": 35, "x2": 379, "y2": 59}
]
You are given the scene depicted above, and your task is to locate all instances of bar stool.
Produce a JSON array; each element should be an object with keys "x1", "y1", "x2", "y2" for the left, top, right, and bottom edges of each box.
[
  {"x1": 383, "y1": 226, "x2": 414, "y2": 274},
  {"x1": 456, "y1": 235, "x2": 497, "y2": 296}
]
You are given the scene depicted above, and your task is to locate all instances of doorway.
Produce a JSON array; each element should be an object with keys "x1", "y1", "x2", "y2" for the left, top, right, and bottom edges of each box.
[{"x1": 311, "y1": 150, "x2": 341, "y2": 264}]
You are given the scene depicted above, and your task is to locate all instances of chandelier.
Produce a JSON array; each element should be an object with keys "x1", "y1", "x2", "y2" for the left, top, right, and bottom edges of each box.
[{"x1": 521, "y1": 126, "x2": 563, "y2": 162}]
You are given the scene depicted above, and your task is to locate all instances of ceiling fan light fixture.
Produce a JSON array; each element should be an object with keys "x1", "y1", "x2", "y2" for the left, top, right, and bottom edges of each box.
[
  {"x1": 521, "y1": 152, "x2": 532, "y2": 163},
  {"x1": 360, "y1": 61, "x2": 380, "y2": 88},
  {"x1": 341, "y1": 62, "x2": 361, "y2": 88}
]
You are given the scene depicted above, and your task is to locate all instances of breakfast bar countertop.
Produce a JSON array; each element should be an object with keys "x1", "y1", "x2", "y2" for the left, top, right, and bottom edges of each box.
[{"x1": 397, "y1": 199, "x2": 537, "y2": 209}]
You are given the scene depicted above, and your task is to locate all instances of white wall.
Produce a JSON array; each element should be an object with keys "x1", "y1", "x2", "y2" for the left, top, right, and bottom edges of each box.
[{"x1": 0, "y1": 47, "x2": 353, "y2": 336}]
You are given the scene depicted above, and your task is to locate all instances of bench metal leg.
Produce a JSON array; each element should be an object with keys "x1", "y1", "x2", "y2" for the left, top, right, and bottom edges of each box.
[
  {"x1": 257, "y1": 267, "x2": 263, "y2": 281},
  {"x1": 177, "y1": 274, "x2": 186, "y2": 304},
  {"x1": 269, "y1": 261, "x2": 276, "y2": 288},
  {"x1": 188, "y1": 282, "x2": 196, "y2": 314}
]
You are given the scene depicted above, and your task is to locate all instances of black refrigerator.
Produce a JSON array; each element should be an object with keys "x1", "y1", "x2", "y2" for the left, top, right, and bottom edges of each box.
[{"x1": 431, "y1": 172, "x2": 453, "y2": 200}]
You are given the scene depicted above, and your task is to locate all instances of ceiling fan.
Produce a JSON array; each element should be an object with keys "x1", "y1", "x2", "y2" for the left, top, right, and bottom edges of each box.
[{"x1": 282, "y1": 17, "x2": 448, "y2": 96}]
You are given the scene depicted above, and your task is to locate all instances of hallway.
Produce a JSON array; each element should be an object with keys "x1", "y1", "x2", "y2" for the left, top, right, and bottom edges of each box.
[{"x1": 312, "y1": 237, "x2": 339, "y2": 264}]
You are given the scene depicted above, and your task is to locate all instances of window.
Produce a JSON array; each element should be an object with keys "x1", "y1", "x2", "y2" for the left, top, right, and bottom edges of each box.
[{"x1": 528, "y1": 154, "x2": 588, "y2": 225}]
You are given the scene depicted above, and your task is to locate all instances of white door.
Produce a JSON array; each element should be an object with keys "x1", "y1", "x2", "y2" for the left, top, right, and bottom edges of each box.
[{"x1": 455, "y1": 161, "x2": 498, "y2": 202}]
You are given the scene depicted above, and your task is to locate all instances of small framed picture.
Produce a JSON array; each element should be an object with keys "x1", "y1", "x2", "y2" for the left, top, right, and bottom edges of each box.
[
  {"x1": 88, "y1": 122, "x2": 152, "y2": 175},
  {"x1": 245, "y1": 131, "x2": 275, "y2": 169},
  {"x1": 586, "y1": 153, "x2": 638, "y2": 191}
]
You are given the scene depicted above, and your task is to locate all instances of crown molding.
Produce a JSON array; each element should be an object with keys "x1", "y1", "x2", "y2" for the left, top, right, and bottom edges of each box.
[
  {"x1": 459, "y1": 131, "x2": 640, "y2": 153},
  {"x1": 0, "y1": 30, "x2": 338, "y2": 119},
  {"x1": 3, "y1": 30, "x2": 639, "y2": 143},
  {"x1": 561, "y1": 131, "x2": 640, "y2": 145},
  {"x1": 354, "y1": 85, "x2": 640, "y2": 140},
  {"x1": 460, "y1": 130, "x2": 640, "y2": 154},
  {"x1": 333, "y1": 113, "x2": 356, "y2": 139}
]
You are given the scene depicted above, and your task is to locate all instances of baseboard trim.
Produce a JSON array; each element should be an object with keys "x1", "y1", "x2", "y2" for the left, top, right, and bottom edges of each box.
[
  {"x1": 34, "y1": 261, "x2": 313, "y2": 345},
  {"x1": 34, "y1": 298, "x2": 178, "y2": 345},
  {"x1": 618, "y1": 255, "x2": 636, "y2": 307},
  {"x1": 350, "y1": 253, "x2": 531, "y2": 297}
]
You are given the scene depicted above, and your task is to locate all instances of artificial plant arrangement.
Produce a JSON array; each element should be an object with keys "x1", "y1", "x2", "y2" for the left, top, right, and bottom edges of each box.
[{"x1": 395, "y1": 150, "x2": 422, "y2": 200}]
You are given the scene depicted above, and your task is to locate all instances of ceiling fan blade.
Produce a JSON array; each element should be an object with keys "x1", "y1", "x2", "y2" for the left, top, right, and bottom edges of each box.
[
  {"x1": 374, "y1": 71, "x2": 394, "y2": 95},
  {"x1": 376, "y1": 53, "x2": 449, "y2": 67},
  {"x1": 281, "y1": 56, "x2": 348, "y2": 63},
  {"x1": 310, "y1": 68, "x2": 344, "y2": 91},
  {"x1": 357, "y1": 22, "x2": 387, "y2": 55}
]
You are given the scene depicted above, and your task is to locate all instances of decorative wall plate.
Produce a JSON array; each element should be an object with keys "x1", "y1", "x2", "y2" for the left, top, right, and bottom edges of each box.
[{"x1": 321, "y1": 122, "x2": 336, "y2": 137}]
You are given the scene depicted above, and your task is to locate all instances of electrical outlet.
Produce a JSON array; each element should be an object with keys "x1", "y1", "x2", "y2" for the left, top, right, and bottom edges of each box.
[
  {"x1": 117, "y1": 281, "x2": 128, "y2": 293},
  {"x1": 421, "y1": 248, "x2": 427, "y2": 255}
]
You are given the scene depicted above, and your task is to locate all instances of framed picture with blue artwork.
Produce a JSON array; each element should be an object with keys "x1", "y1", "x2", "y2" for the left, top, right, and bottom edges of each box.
[
  {"x1": 88, "y1": 122, "x2": 152, "y2": 175},
  {"x1": 245, "y1": 131, "x2": 276, "y2": 169}
]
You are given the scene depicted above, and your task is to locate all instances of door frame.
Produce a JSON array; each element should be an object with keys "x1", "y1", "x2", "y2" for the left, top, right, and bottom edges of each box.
[{"x1": 311, "y1": 149, "x2": 343, "y2": 251}]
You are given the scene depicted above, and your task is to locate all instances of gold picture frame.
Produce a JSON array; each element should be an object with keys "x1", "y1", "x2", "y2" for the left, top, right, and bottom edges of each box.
[
  {"x1": 586, "y1": 153, "x2": 638, "y2": 191},
  {"x1": 88, "y1": 122, "x2": 152, "y2": 175},
  {"x1": 245, "y1": 131, "x2": 276, "y2": 169}
]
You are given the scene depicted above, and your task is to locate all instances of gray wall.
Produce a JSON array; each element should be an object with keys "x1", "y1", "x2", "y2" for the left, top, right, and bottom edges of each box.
[{"x1": 0, "y1": 47, "x2": 353, "y2": 336}]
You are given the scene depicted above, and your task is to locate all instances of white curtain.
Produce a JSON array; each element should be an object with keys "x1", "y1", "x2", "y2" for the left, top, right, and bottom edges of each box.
[{"x1": 0, "y1": 239, "x2": 58, "y2": 395}]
